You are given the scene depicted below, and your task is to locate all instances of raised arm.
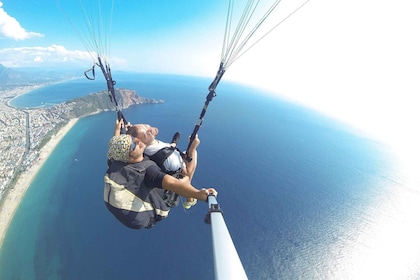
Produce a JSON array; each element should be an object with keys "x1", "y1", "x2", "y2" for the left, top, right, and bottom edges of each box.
[{"x1": 113, "y1": 119, "x2": 125, "y2": 136}]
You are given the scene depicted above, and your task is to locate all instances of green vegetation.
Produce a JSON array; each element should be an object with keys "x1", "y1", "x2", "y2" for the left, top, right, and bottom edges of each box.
[{"x1": 59, "y1": 89, "x2": 163, "y2": 119}]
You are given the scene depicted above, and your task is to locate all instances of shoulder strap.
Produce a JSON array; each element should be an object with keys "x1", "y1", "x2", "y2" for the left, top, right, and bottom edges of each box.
[{"x1": 149, "y1": 146, "x2": 176, "y2": 170}]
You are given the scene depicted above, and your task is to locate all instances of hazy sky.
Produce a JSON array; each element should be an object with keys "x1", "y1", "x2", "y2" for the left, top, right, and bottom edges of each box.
[{"x1": 1, "y1": 0, "x2": 419, "y2": 153}]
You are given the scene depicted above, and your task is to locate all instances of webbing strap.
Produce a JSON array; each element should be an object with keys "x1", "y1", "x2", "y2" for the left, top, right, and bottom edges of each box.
[
  {"x1": 186, "y1": 63, "x2": 225, "y2": 161},
  {"x1": 96, "y1": 57, "x2": 118, "y2": 108},
  {"x1": 149, "y1": 147, "x2": 176, "y2": 170},
  {"x1": 86, "y1": 56, "x2": 128, "y2": 133}
]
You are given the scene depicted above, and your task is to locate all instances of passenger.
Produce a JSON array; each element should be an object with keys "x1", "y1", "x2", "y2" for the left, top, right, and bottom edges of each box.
[
  {"x1": 115, "y1": 119, "x2": 199, "y2": 209},
  {"x1": 104, "y1": 133, "x2": 217, "y2": 229}
]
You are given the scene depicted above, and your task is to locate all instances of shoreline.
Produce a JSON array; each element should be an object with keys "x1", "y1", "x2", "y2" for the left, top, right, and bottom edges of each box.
[
  {"x1": 0, "y1": 118, "x2": 79, "y2": 249},
  {"x1": 5, "y1": 78, "x2": 80, "y2": 107}
]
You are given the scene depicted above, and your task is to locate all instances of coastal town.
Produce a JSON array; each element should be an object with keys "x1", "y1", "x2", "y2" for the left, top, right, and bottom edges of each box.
[{"x1": 0, "y1": 85, "x2": 60, "y2": 200}]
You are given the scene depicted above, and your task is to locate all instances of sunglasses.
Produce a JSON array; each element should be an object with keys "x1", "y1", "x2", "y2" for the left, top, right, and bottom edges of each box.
[{"x1": 130, "y1": 136, "x2": 137, "y2": 152}]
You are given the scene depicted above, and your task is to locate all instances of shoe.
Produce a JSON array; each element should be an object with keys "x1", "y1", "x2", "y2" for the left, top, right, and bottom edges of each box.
[
  {"x1": 171, "y1": 132, "x2": 180, "y2": 145},
  {"x1": 183, "y1": 198, "x2": 197, "y2": 209}
]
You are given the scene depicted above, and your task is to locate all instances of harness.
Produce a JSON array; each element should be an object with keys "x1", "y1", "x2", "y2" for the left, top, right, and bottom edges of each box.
[
  {"x1": 149, "y1": 146, "x2": 184, "y2": 176},
  {"x1": 148, "y1": 146, "x2": 185, "y2": 208}
]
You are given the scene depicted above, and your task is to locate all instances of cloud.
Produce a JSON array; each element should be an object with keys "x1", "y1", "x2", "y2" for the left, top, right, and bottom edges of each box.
[
  {"x1": 0, "y1": 1, "x2": 43, "y2": 40},
  {"x1": 0, "y1": 45, "x2": 93, "y2": 68},
  {"x1": 33, "y1": 56, "x2": 43, "y2": 63},
  {"x1": 0, "y1": 44, "x2": 128, "y2": 70}
]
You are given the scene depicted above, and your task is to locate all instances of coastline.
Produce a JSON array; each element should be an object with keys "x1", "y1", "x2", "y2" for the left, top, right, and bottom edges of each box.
[
  {"x1": 0, "y1": 118, "x2": 79, "y2": 249},
  {"x1": 5, "y1": 77, "x2": 81, "y2": 105},
  {"x1": 4, "y1": 82, "x2": 58, "y2": 107}
]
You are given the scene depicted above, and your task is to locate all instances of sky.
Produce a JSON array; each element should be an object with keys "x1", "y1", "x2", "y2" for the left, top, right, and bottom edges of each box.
[{"x1": 1, "y1": 0, "x2": 420, "y2": 156}]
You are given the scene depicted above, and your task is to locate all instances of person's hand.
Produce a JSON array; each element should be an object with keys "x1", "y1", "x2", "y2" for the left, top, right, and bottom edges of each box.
[
  {"x1": 125, "y1": 122, "x2": 132, "y2": 131},
  {"x1": 197, "y1": 188, "x2": 217, "y2": 201},
  {"x1": 114, "y1": 119, "x2": 125, "y2": 136},
  {"x1": 189, "y1": 134, "x2": 200, "y2": 149},
  {"x1": 206, "y1": 188, "x2": 217, "y2": 197}
]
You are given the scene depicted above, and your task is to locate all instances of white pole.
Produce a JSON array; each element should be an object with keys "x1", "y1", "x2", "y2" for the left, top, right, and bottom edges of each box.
[{"x1": 206, "y1": 195, "x2": 248, "y2": 280}]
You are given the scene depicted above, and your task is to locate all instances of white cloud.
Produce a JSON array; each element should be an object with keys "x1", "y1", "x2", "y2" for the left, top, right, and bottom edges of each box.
[
  {"x1": 0, "y1": 44, "x2": 128, "y2": 70},
  {"x1": 0, "y1": 45, "x2": 93, "y2": 68},
  {"x1": 0, "y1": 1, "x2": 43, "y2": 40},
  {"x1": 33, "y1": 56, "x2": 43, "y2": 63}
]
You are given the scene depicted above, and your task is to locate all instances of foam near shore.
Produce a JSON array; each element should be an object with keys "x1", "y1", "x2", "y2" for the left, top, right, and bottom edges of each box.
[{"x1": 0, "y1": 118, "x2": 79, "y2": 248}]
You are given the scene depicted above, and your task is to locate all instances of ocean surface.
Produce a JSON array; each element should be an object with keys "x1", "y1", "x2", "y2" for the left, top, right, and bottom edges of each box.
[{"x1": 1, "y1": 73, "x2": 420, "y2": 279}]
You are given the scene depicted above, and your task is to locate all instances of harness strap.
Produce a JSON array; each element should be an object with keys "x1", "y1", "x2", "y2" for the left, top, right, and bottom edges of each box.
[
  {"x1": 149, "y1": 146, "x2": 184, "y2": 208},
  {"x1": 86, "y1": 56, "x2": 128, "y2": 133},
  {"x1": 149, "y1": 146, "x2": 181, "y2": 172},
  {"x1": 185, "y1": 63, "x2": 225, "y2": 161}
]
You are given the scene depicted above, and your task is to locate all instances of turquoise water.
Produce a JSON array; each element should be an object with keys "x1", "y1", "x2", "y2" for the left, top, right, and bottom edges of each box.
[{"x1": 1, "y1": 74, "x2": 413, "y2": 279}]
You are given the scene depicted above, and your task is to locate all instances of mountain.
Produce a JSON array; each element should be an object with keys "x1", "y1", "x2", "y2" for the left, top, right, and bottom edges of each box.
[
  {"x1": 50, "y1": 88, "x2": 164, "y2": 119},
  {"x1": 0, "y1": 64, "x2": 78, "y2": 89},
  {"x1": 0, "y1": 64, "x2": 27, "y2": 87}
]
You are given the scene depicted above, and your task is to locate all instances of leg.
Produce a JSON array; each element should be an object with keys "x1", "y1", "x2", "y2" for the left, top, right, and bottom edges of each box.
[
  {"x1": 183, "y1": 134, "x2": 200, "y2": 181},
  {"x1": 183, "y1": 135, "x2": 200, "y2": 208}
]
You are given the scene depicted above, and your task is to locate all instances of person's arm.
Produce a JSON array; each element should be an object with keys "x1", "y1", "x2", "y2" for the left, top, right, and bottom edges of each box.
[
  {"x1": 162, "y1": 174, "x2": 217, "y2": 201},
  {"x1": 113, "y1": 119, "x2": 124, "y2": 136}
]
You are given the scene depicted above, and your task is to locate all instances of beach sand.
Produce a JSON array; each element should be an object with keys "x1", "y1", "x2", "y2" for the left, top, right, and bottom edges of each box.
[{"x1": 0, "y1": 118, "x2": 79, "y2": 249}]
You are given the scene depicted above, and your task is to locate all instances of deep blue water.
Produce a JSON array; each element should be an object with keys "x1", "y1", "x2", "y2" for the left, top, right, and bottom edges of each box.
[
  {"x1": 0, "y1": 73, "x2": 407, "y2": 279},
  {"x1": 9, "y1": 78, "x2": 106, "y2": 108}
]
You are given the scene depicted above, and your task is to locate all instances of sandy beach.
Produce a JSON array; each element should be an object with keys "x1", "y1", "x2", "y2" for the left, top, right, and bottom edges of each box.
[{"x1": 0, "y1": 118, "x2": 79, "y2": 249}]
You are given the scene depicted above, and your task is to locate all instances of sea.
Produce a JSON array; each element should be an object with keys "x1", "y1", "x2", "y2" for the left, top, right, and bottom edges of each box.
[{"x1": 1, "y1": 73, "x2": 420, "y2": 280}]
